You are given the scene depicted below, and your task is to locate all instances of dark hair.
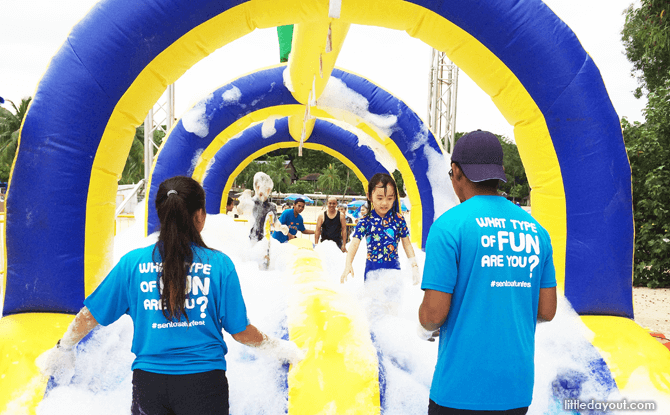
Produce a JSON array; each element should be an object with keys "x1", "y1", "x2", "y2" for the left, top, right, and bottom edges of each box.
[
  {"x1": 154, "y1": 176, "x2": 208, "y2": 322},
  {"x1": 226, "y1": 196, "x2": 233, "y2": 206},
  {"x1": 475, "y1": 179, "x2": 500, "y2": 192},
  {"x1": 294, "y1": 198, "x2": 305, "y2": 205},
  {"x1": 366, "y1": 173, "x2": 400, "y2": 216}
]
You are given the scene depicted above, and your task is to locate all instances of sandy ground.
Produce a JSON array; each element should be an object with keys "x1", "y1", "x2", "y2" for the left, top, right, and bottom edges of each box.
[{"x1": 633, "y1": 287, "x2": 670, "y2": 340}]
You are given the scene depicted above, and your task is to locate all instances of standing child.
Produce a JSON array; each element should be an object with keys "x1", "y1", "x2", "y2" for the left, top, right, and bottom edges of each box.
[{"x1": 340, "y1": 173, "x2": 419, "y2": 285}]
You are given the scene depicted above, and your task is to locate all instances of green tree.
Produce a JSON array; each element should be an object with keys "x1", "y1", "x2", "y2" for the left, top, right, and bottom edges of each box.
[
  {"x1": 119, "y1": 125, "x2": 165, "y2": 184},
  {"x1": 622, "y1": 79, "x2": 670, "y2": 287},
  {"x1": 622, "y1": 0, "x2": 670, "y2": 98},
  {"x1": 392, "y1": 170, "x2": 406, "y2": 197},
  {"x1": 287, "y1": 180, "x2": 314, "y2": 195},
  {"x1": 265, "y1": 155, "x2": 291, "y2": 193},
  {"x1": 498, "y1": 137, "x2": 529, "y2": 203},
  {"x1": 0, "y1": 97, "x2": 31, "y2": 182},
  {"x1": 236, "y1": 160, "x2": 268, "y2": 190},
  {"x1": 317, "y1": 163, "x2": 343, "y2": 195}
]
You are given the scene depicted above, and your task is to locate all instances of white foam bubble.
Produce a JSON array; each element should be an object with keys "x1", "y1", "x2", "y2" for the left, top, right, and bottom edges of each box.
[
  {"x1": 261, "y1": 116, "x2": 279, "y2": 138},
  {"x1": 182, "y1": 93, "x2": 213, "y2": 138},
  {"x1": 221, "y1": 86, "x2": 242, "y2": 104},
  {"x1": 319, "y1": 76, "x2": 398, "y2": 138}
]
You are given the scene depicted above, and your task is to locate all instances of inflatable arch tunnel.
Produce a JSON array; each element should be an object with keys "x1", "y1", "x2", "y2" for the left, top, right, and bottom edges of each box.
[
  {"x1": 144, "y1": 66, "x2": 447, "y2": 248},
  {"x1": 2, "y1": 0, "x2": 670, "y2": 412}
]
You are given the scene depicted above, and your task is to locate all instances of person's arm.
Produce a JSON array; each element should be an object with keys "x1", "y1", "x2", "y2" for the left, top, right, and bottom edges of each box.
[
  {"x1": 401, "y1": 236, "x2": 420, "y2": 285},
  {"x1": 340, "y1": 237, "x2": 361, "y2": 283},
  {"x1": 274, "y1": 211, "x2": 289, "y2": 235},
  {"x1": 60, "y1": 306, "x2": 100, "y2": 347},
  {"x1": 232, "y1": 324, "x2": 304, "y2": 364},
  {"x1": 340, "y1": 214, "x2": 348, "y2": 252},
  {"x1": 314, "y1": 214, "x2": 323, "y2": 244},
  {"x1": 231, "y1": 324, "x2": 266, "y2": 346},
  {"x1": 419, "y1": 289, "x2": 451, "y2": 331},
  {"x1": 35, "y1": 306, "x2": 100, "y2": 381},
  {"x1": 301, "y1": 224, "x2": 315, "y2": 235},
  {"x1": 537, "y1": 287, "x2": 557, "y2": 321}
]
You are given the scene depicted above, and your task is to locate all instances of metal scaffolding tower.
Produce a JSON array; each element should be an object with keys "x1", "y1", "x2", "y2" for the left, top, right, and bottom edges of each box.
[
  {"x1": 144, "y1": 84, "x2": 175, "y2": 186},
  {"x1": 427, "y1": 50, "x2": 459, "y2": 154}
]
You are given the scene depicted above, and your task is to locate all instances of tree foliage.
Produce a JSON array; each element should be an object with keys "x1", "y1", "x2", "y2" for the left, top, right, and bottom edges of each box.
[
  {"x1": 622, "y1": 79, "x2": 670, "y2": 287},
  {"x1": 317, "y1": 163, "x2": 343, "y2": 195},
  {"x1": 264, "y1": 155, "x2": 291, "y2": 194},
  {"x1": 622, "y1": 0, "x2": 670, "y2": 98},
  {"x1": 0, "y1": 97, "x2": 31, "y2": 182},
  {"x1": 498, "y1": 137, "x2": 529, "y2": 202},
  {"x1": 119, "y1": 125, "x2": 165, "y2": 185}
]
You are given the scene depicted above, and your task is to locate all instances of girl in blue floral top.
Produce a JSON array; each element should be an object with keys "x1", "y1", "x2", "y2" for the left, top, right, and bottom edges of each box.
[{"x1": 341, "y1": 173, "x2": 420, "y2": 284}]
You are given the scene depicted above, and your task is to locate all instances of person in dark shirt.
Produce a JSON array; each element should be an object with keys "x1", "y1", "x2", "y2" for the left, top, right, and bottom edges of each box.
[{"x1": 315, "y1": 196, "x2": 347, "y2": 252}]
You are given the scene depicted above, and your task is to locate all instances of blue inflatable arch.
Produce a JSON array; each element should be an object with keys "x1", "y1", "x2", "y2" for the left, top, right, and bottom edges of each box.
[
  {"x1": 3, "y1": 0, "x2": 633, "y2": 320},
  {"x1": 146, "y1": 66, "x2": 446, "y2": 246},
  {"x1": 200, "y1": 118, "x2": 389, "y2": 213}
]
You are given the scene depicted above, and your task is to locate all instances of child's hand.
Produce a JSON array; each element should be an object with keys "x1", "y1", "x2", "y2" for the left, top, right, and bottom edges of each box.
[
  {"x1": 409, "y1": 257, "x2": 420, "y2": 285},
  {"x1": 340, "y1": 264, "x2": 354, "y2": 283}
]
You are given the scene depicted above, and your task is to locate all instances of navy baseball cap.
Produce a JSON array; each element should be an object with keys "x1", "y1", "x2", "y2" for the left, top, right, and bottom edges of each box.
[{"x1": 451, "y1": 130, "x2": 507, "y2": 183}]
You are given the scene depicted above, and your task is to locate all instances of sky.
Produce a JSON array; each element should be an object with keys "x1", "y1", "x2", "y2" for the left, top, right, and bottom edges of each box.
[{"x1": 0, "y1": 0, "x2": 645, "y2": 142}]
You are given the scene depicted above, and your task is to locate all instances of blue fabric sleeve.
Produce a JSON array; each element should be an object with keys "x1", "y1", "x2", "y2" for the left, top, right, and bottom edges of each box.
[
  {"x1": 297, "y1": 217, "x2": 306, "y2": 232},
  {"x1": 84, "y1": 256, "x2": 131, "y2": 326},
  {"x1": 397, "y1": 214, "x2": 409, "y2": 238},
  {"x1": 352, "y1": 217, "x2": 368, "y2": 240},
  {"x1": 220, "y1": 260, "x2": 249, "y2": 335},
  {"x1": 421, "y1": 219, "x2": 458, "y2": 294},
  {"x1": 279, "y1": 210, "x2": 290, "y2": 225}
]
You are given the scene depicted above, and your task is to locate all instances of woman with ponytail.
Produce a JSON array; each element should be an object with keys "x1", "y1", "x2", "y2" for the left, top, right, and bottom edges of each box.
[{"x1": 37, "y1": 176, "x2": 302, "y2": 415}]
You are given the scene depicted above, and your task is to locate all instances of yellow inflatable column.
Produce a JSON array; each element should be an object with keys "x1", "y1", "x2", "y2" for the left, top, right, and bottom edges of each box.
[
  {"x1": 286, "y1": 238, "x2": 380, "y2": 414},
  {"x1": 0, "y1": 313, "x2": 75, "y2": 414},
  {"x1": 581, "y1": 316, "x2": 670, "y2": 398},
  {"x1": 287, "y1": 20, "x2": 350, "y2": 105}
]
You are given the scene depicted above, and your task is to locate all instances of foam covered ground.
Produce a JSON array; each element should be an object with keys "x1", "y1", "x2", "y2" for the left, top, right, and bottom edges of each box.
[{"x1": 35, "y1": 206, "x2": 668, "y2": 414}]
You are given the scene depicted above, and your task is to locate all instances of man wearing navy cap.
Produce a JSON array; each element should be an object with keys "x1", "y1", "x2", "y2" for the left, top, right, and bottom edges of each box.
[{"x1": 418, "y1": 130, "x2": 557, "y2": 414}]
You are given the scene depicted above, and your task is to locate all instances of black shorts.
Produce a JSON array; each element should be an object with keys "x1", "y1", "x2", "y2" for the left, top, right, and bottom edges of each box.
[
  {"x1": 132, "y1": 369, "x2": 229, "y2": 415},
  {"x1": 428, "y1": 399, "x2": 528, "y2": 415}
]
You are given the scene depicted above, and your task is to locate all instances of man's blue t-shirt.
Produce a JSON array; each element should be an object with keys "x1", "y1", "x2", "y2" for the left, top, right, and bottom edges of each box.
[
  {"x1": 84, "y1": 244, "x2": 249, "y2": 375},
  {"x1": 272, "y1": 209, "x2": 305, "y2": 243},
  {"x1": 421, "y1": 196, "x2": 557, "y2": 410}
]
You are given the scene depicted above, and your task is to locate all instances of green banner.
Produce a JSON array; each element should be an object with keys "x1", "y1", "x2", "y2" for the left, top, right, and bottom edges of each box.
[{"x1": 277, "y1": 25, "x2": 294, "y2": 63}]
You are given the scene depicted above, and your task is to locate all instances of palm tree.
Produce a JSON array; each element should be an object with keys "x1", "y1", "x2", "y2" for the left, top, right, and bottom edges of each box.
[
  {"x1": 119, "y1": 125, "x2": 165, "y2": 185},
  {"x1": 0, "y1": 97, "x2": 31, "y2": 181},
  {"x1": 237, "y1": 160, "x2": 268, "y2": 190},
  {"x1": 265, "y1": 155, "x2": 291, "y2": 194},
  {"x1": 317, "y1": 163, "x2": 343, "y2": 195}
]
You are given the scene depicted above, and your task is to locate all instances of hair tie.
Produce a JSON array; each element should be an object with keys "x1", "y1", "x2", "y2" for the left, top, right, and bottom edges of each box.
[{"x1": 167, "y1": 190, "x2": 178, "y2": 196}]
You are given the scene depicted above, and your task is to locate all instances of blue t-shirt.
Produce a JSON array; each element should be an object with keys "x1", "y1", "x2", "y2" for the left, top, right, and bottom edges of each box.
[
  {"x1": 352, "y1": 210, "x2": 408, "y2": 264},
  {"x1": 272, "y1": 209, "x2": 305, "y2": 243},
  {"x1": 84, "y1": 244, "x2": 249, "y2": 375},
  {"x1": 421, "y1": 196, "x2": 557, "y2": 410}
]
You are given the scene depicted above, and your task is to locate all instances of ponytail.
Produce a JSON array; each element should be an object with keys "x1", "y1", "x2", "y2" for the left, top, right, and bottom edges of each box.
[{"x1": 154, "y1": 176, "x2": 208, "y2": 322}]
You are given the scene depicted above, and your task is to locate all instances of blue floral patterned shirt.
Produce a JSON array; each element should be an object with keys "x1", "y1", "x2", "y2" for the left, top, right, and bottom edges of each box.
[{"x1": 352, "y1": 210, "x2": 409, "y2": 264}]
